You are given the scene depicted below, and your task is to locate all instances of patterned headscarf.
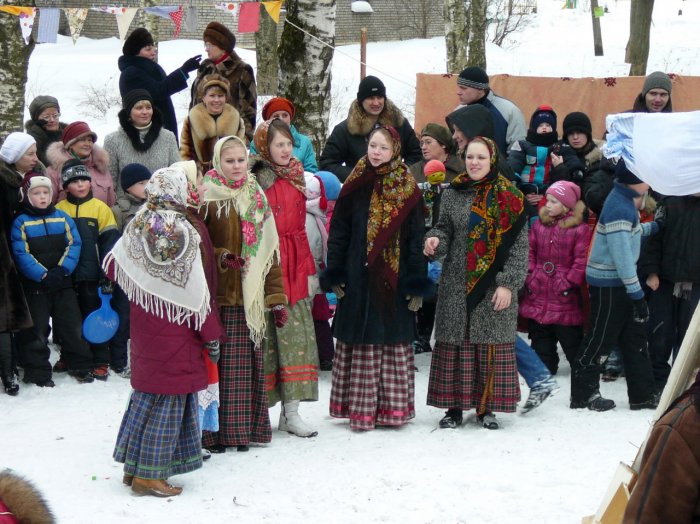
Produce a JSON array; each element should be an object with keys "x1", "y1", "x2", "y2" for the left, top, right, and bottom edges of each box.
[
  {"x1": 104, "y1": 167, "x2": 210, "y2": 329},
  {"x1": 339, "y1": 125, "x2": 421, "y2": 296},
  {"x1": 253, "y1": 119, "x2": 306, "y2": 194}
]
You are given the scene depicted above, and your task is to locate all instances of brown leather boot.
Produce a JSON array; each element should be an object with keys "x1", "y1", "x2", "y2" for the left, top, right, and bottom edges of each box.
[
  {"x1": 122, "y1": 474, "x2": 134, "y2": 486},
  {"x1": 131, "y1": 477, "x2": 183, "y2": 497}
]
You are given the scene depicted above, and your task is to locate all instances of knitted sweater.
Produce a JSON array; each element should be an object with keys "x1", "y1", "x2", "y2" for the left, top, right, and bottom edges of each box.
[{"x1": 586, "y1": 182, "x2": 658, "y2": 299}]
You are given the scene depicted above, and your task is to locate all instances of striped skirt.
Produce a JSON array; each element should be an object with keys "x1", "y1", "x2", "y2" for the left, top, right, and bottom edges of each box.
[
  {"x1": 264, "y1": 298, "x2": 319, "y2": 406},
  {"x1": 427, "y1": 340, "x2": 520, "y2": 414},
  {"x1": 330, "y1": 342, "x2": 415, "y2": 431},
  {"x1": 113, "y1": 391, "x2": 202, "y2": 480},
  {"x1": 202, "y1": 305, "x2": 271, "y2": 447}
]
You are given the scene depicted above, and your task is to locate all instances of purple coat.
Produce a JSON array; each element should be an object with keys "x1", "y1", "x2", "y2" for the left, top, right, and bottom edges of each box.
[{"x1": 519, "y1": 202, "x2": 591, "y2": 326}]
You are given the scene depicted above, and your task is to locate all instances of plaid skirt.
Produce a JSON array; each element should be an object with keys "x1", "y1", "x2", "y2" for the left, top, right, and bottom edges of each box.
[
  {"x1": 113, "y1": 391, "x2": 202, "y2": 480},
  {"x1": 264, "y1": 298, "x2": 319, "y2": 406},
  {"x1": 329, "y1": 342, "x2": 415, "y2": 431},
  {"x1": 427, "y1": 340, "x2": 520, "y2": 414},
  {"x1": 202, "y1": 305, "x2": 271, "y2": 447}
]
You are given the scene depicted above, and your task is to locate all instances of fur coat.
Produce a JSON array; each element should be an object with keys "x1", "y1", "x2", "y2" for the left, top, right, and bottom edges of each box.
[
  {"x1": 0, "y1": 471, "x2": 55, "y2": 523},
  {"x1": 24, "y1": 120, "x2": 67, "y2": 166},
  {"x1": 318, "y1": 99, "x2": 422, "y2": 182},
  {"x1": 180, "y1": 103, "x2": 246, "y2": 173},
  {"x1": 45, "y1": 142, "x2": 115, "y2": 207}
]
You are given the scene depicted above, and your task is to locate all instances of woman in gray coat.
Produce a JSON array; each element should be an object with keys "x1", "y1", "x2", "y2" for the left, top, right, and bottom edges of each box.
[{"x1": 424, "y1": 136, "x2": 528, "y2": 430}]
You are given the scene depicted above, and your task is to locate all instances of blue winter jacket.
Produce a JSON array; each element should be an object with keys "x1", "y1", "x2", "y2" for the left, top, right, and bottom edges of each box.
[{"x1": 250, "y1": 124, "x2": 318, "y2": 173}]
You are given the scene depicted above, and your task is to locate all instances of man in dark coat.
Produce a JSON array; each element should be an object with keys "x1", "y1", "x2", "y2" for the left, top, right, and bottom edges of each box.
[
  {"x1": 319, "y1": 76, "x2": 422, "y2": 182},
  {"x1": 631, "y1": 71, "x2": 673, "y2": 113},
  {"x1": 118, "y1": 28, "x2": 201, "y2": 141}
]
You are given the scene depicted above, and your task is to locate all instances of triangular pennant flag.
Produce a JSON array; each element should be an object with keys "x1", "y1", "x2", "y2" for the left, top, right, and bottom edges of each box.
[
  {"x1": 37, "y1": 7, "x2": 60, "y2": 44},
  {"x1": 238, "y1": 2, "x2": 260, "y2": 33},
  {"x1": 63, "y1": 8, "x2": 89, "y2": 44},
  {"x1": 91, "y1": 6, "x2": 124, "y2": 15},
  {"x1": 185, "y1": 5, "x2": 198, "y2": 33},
  {"x1": 143, "y1": 6, "x2": 180, "y2": 19},
  {"x1": 0, "y1": 6, "x2": 33, "y2": 16},
  {"x1": 169, "y1": 5, "x2": 184, "y2": 37},
  {"x1": 262, "y1": 1, "x2": 282, "y2": 23},
  {"x1": 0, "y1": 6, "x2": 36, "y2": 43},
  {"x1": 116, "y1": 8, "x2": 138, "y2": 41},
  {"x1": 214, "y1": 3, "x2": 239, "y2": 17}
]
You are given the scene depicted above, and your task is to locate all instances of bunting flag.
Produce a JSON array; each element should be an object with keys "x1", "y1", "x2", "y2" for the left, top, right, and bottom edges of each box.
[
  {"x1": 238, "y1": 1, "x2": 260, "y2": 33},
  {"x1": 262, "y1": 1, "x2": 282, "y2": 23},
  {"x1": 185, "y1": 5, "x2": 198, "y2": 33},
  {"x1": 116, "y1": 8, "x2": 138, "y2": 40},
  {"x1": 142, "y1": 5, "x2": 180, "y2": 19},
  {"x1": 214, "y1": 2, "x2": 239, "y2": 17},
  {"x1": 169, "y1": 5, "x2": 184, "y2": 37},
  {"x1": 91, "y1": 6, "x2": 128, "y2": 15},
  {"x1": 37, "y1": 7, "x2": 59, "y2": 43},
  {"x1": 0, "y1": 6, "x2": 36, "y2": 44},
  {"x1": 63, "y1": 8, "x2": 89, "y2": 44}
]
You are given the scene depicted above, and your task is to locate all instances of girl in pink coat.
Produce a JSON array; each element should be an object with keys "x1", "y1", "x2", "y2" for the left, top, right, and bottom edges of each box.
[{"x1": 519, "y1": 180, "x2": 591, "y2": 375}]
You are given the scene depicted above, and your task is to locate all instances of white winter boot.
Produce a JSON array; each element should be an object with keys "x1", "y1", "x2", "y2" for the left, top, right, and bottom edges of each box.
[{"x1": 279, "y1": 400, "x2": 318, "y2": 438}]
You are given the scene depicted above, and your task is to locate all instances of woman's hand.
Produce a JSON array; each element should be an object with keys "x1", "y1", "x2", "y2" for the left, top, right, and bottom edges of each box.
[
  {"x1": 646, "y1": 273, "x2": 660, "y2": 291},
  {"x1": 424, "y1": 237, "x2": 440, "y2": 256},
  {"x1": 491, "y1": 286, "x2": 512, "y2": 311},
  {"x1": 526, "y1": 194, "x2": 543, "y2": 206},
  {"x1": 550, "y1": 152, "x2": 563, "y2": 167}
]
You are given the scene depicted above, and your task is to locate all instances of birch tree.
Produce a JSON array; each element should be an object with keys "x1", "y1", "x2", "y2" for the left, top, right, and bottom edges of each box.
[
  {"x1": 255, "y1": 6, "x2": 279, "y2": 96},
  {"x1": 467, "y1": 0, "x2": 488, "y2": 69},
  {"x1": 0, "y1": 1, "x2": 35, "y2": 137},
  {"x1": 444, "y1": 0, "x2": 469, "y2": 72},
  {"x1": 277, "y1": 0, "x2": 336, "y2": 157}
]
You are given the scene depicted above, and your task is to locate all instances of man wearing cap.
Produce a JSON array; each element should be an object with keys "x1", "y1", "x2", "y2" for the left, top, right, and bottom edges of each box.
[
  {"x1": 631, "y1": 71, "x2": 673, "y2": 113},
  {"x1": 24, "y1": 96, "x2": 67, "y2": 166},
  {"x1": 119, "y1": 28, "x2": 202, "y2": 140},
  {"x1": 319, "y1": 75, "x2": 422, "y2": 182},
  {"x1": 191, "y1": 22, "x2": 257, "y2": 143},
  {"x1": 456, "y1": 66, "x2": 526, "y2": 155}
]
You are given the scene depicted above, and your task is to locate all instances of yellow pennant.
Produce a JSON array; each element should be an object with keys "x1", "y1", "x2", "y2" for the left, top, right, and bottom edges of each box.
[
  {"x1": 0, "y1": 6, "x2": 34, "y2": 16},
  {"x1": 262, "y1": 0, "x2": 282, "y2": 23}
]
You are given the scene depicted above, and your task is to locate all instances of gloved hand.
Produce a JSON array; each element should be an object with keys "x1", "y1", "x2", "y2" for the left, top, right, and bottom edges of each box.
[
  {"x1": 181, "y1": 55, "x2": 202, "y2": 73},
  {"x1": 653, "y1": 205, "x2": 666, "y2": 230},
  {"x1": 221, "y1": 252, "x2": 246, "y2": 270},
  {"x1": 205, "y1": 340, "x2": 220, "y2": 364},
  {"x1": 331, "y1": 284, "x2": 345, "y2": 299},
  {"x1": 632, "y1": 298, "x2": 649, "y2": 323},
  {"x1": 406, "y1": 295, "x2": 423, "y2": 312},
  {"x1": 43, "y1": 267, "x2": 66, "y2": 290},
  {"x1": 272, "y1": 304, "x2": 288, "y2": 328},
  {"x1": 100, "y1": 279, "x2": 115, "y2": 295}
]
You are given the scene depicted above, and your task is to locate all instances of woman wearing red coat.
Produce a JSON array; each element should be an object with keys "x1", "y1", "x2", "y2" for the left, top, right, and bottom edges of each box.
[
  {"x1": 105, "y1": 167, "x2": 224, "y2": 497},
  {"x1": 250, "y1": 119, "x2": 319, "y2": 438}
]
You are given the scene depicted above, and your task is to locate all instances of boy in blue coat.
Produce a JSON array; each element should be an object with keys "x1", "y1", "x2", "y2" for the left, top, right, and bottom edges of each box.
[{"x1": 11, "y1": 173, "x2": 94, "y2": 386}]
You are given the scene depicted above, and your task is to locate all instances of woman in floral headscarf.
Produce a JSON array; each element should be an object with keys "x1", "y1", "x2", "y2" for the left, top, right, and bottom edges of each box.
[
  {"x1": 250, "y1": 119, "x2": 319, "y2": 437},
  {"x1": 321, "y1": 125, "x2": 432, "y2": 431},
  {"x1": 198, "y1": 137, "x2": 287, "y2": 452},
  {"x1": 424, "y1": 136, "x2": 528, "y2": 431},
  {"x1": 104, "y1": 167, "x2": 224, "y2": 497}
]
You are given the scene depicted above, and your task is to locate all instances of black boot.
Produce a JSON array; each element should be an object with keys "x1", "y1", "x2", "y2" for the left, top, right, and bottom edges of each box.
[
  {"x1": 2, "y1": 373, "x2": 19, "y2": 396},
  {"x1": 439, "y1": 408, "x2": 463, "y2": 429}
]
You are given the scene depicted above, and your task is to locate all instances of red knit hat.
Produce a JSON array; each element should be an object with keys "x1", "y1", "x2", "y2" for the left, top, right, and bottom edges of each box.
[
  {"x1": 62, "y1": 121, "x2": 97, "y2": 149},
  {"x1": 262, "y1": 97, "x2": 295, "y2": 121}
]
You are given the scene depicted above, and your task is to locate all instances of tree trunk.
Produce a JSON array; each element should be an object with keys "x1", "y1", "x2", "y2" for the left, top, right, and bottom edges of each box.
[
  {"x1": 628, "y1": 0, "x2": 655, "y2": 76},
  {"x1": 143, "y1": 0, "x2": 160, "y2": 62},
  {"x1": 624, "y1": 0, "x2": 636, "y2": 63},
  {"x1": 0, "y1": 0, "x2": 35, "y2": 138},
  {"x1": 467, "y1": 0, "x2": 487, "y2": 70},
  {"x1": 444, "y1": 0, "x2": 469, "y2": 73},
  {"x1": 278, "y1": 0, "x2": 336, "y2": 159},
  {"x1": 591, "y1": 0, "x2": 604, "y2": 56},
  {"x1": 255, "y1": 6, "x2": 279, "y2": 96}
]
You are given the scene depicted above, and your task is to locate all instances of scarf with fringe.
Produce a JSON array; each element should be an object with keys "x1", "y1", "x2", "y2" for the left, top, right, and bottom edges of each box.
[
  {"x1": 104, "y1": 167, "x2": 210, "y2": 329},
  {"x1": 203, "y1": 136, "x2": 280, "y2": 346}
]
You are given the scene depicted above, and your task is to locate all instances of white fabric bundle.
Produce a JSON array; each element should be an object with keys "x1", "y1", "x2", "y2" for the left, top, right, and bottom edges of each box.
[{"x1": 604, "y1": 111, "x2": 700, "y2": 196}]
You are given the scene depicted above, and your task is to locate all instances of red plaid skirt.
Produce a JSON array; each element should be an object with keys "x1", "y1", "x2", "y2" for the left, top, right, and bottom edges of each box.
[
  {"x1": 329, "y1": 342, "x2": 415, "y2": 431},
  {"x1": 427, "y1": 340, "x2": 520, "y2": 414},
  {"x1": 202, "y1": 305, "x2": 271, "y2": 447}
]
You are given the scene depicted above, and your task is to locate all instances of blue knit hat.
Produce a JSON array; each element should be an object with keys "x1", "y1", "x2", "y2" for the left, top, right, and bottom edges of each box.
[{"x1": 315, "y1": 171, "x2": 341, "y2": 201}]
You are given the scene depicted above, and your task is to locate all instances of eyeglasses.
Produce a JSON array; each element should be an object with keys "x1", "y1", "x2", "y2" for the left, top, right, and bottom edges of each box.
[{"x1": 41, "y1": 113, "x2": 60, "y2": 121}]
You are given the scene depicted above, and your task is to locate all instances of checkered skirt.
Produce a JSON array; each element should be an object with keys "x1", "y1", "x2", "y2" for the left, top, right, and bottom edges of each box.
[
  {"x1": 202, "y1": 305, "x2": 272, "y2": 447},
  {"x1": 113, "y1": 391, "x2": 202, "y2": 480},
  {"x1": 330, "y1": 342, "x2": 415, "y2": 431},
  {"x1": 427, "y1": 340, "x2": 520, "y2": 413}
]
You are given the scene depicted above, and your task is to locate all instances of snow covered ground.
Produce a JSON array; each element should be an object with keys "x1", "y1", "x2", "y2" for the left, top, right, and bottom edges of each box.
[{"x1": 4, "y1": 1, "x2": 700, "y2": 522}]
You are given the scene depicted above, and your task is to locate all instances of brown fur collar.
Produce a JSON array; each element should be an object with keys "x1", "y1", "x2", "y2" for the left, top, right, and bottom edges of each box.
[
  {"x1": 248, "y1": 156, "x2": 277, "y2": 191},
  {"x1": 188, "y1": 103, "x2": 243, "y2": 142},
  {"x1": 584, "y1": 139, "x2": 605, "y2": 166},
  {"x1": 346, "y1": 98, "x2": 406, "y2": 137},
  {"x1": 0, "y1": 471, "x2": 55, "y2": 523},
  {"x1": 45, "y1": 141, "x2": 110, "y2": 175},
  {"x1": 538, "y1": 200, "x2": 586, "y2": 228}
]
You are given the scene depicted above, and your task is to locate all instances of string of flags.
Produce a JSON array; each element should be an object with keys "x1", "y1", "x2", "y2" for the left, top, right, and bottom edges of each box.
[{"x1": 0, "y1": 0, "x2": 283, "y2": 45}]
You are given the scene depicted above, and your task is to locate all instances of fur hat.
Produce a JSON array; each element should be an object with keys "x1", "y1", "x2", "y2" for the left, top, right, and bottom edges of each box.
[
  {"x1": 62, "y1": 122, "x2": 97, "y2": 149},
  {"x1": 204, "y1": 21, "x2": 235, "y2": 53},
  {"x1": 421, "y1": 123, "x2": 455, "y2": 154},
  {"x1": 120, "y1": 163, "x2": 151, "y2": 192},
  {"x1": 615, "y1": 159, "x2": 644, "y2": 186},
  {"x1": 61, "y1": 159, "x2": 91, "y2": 188},
  {"x1": 424, "y1": 159, "x2": 446, "y2": 186},
  {"x1": 562, "y1": 111, "x2": 592, "y2": 140},
  {"x1": 315, "y1": 171, "x2": 342, "y2": 201},
  {"x1": 197, "y1": 74, "x2": 230, "y2": 100},
  {"x1": 262, "y1": 97, "x2": 295, "y2": 121},
  {"x1": 546, "y1": 180, "x2": 580, "y2": 210},
  {"x1": 530, "y1": 105, "x2": 557, "y2": 131},
  {"x1": 357, "y1": 76, "x2": 386, "y2": 103},
  {"x1": 0, "y1": 132, "x2": 36, "y2": 164},
  {"x1": 122, "y1": 89, "x2": 153, "y2": 114},
  {"x1": 642, "y1": 71, "x2": 672, "y2": 97},
  {"x1": 29, "y1": 95, "x2": 60, "y2": 123},
  {"x1": 21, "y1": 172, "x2": 53, "y2": 202},
  {"x1": 122, "y1": 28, "x2": 154, "y2": 56},
  {"x1": 457, "y1": 66, "x2": 489, "y2": 90}
]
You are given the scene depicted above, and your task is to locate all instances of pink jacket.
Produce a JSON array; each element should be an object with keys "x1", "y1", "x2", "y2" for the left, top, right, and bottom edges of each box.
[{"x1": 519, "y1": 201, "x2": 591, "y2": 326}]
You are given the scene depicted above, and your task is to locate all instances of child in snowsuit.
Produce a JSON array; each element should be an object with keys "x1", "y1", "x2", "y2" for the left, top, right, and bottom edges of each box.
[{"x1": 11, "y1": 173, "x2": 93, "y2": 386}]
